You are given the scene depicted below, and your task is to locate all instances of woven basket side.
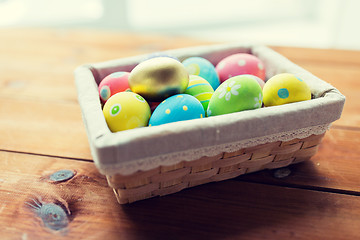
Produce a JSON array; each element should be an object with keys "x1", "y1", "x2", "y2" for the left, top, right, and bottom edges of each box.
[{"x1": 107, "y1": 133, "x2": 325, "y2": 204}]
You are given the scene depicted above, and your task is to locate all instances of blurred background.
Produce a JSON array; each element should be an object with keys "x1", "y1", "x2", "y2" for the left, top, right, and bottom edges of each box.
[{"x1": 1, "y1": 0, "x2": 360, "y2": 50}]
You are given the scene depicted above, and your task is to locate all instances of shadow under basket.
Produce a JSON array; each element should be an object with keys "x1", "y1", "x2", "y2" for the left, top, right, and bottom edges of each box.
[
  {"x1": 74, "y1": 43, "x2": 345, "y2": 204},
  {"x1": 107, "y1": 133, "x2": 324, "y2": 204}
]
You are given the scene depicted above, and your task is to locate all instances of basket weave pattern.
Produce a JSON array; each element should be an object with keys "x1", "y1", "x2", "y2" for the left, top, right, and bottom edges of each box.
[{"x1": 107, "y1": 133, "x2": 325, "y2": 204}]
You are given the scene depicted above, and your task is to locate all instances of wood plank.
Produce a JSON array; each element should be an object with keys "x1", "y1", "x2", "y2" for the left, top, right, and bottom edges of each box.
[
  {"x1": 0, "y1": 98, "x2": 92, "y2": 160},
  {"x1": 0, "y1": 28, "x2": 215, "y2": 57},
  {"x1": 239, "y1": 127, "x2": 360, "y2": 193},
  {"x1": 271, "y1": 46, "x2": 360, "y2": 67},
  {"x1": 1, "y1": 150, "x2": 360, "y2": 240}
]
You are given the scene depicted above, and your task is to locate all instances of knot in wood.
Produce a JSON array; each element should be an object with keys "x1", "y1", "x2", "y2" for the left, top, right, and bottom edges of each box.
[
  {"x1": 50, "y1": 170, "x2": 75, "y2": 182},
  {"x1": 39, "y1": 203, "x2": 69, "y2": 231}
]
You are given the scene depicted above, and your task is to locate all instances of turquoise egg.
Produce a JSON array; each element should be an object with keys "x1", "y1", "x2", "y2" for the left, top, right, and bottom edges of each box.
[
  {"x1": 207, "y1": 75, "x2": 263, "y2": 116},
  {"x1": 182, "y1": 57, "x2": 220, "y2": 90},
  {"x1": 149, "y1": 94, "x2": 205, "y2": 126}
]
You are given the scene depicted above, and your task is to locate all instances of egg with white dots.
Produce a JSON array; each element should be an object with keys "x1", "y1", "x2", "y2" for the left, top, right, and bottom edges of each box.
[
  {"x1": 207, "y1": 75, "x2": 263, "y2": 117},
  {"x1": 215, "y1": 53, "x2": 266, "y2": 83},
  {"x1": 182, "y1": 57, "x2": 220, "y2": 90},
  {"x1": 149, "y1": 94, "x2": 205, "y2": 126},
  {"x1": 262, "y1": 73, "x2": 311, "y2": 106}
]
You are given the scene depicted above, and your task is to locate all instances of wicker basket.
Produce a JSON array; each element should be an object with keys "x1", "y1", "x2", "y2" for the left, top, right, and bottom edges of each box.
[
  {"x1": 108, "y1": 133, "x2": 324, "y2": 204},
  {"x1": 75, "y1": 43, "x2": 345, "y2": 204}
]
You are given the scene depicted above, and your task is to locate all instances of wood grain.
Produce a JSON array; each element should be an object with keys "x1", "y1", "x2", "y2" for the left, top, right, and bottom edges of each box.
[
  {"x1": 1, "y1": 150, "x2": 360, "y2": 240},
  {"x1": 0, "y1": 97, "x2": 92, "y2": 160},
  {"x1": 270, "y1": 46, "x2": 360, "y2": 67}
]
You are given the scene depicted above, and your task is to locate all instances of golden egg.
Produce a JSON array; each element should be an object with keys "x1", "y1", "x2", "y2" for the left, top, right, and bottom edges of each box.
[{"x1": 129, "y1": 57, "x2": 189, "y2": 102}]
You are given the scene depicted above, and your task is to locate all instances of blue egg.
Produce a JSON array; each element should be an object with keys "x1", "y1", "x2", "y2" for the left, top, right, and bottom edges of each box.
[
  {"x1": 149, "y1": 94, "x2": 205, "y2": 126},
  {"x1": 182, "y1": 57, "x2": 220, "y2": 90}
]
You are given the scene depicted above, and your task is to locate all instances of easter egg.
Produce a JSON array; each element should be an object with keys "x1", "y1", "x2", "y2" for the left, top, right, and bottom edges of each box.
[
  {"x1": 184, "y1": 75, "x2": 214, "y2": 114},
  {"x1": 129, "y1": 57, "x2": 189, "y2": 102},
  {"x1": 98, "y1": 71, "x2": 130, "y2": 103},
  {"x1": 149, "y1": 94, "x2": 205, "y2": 126},
  {"x1": 263, "y1": 73, "x2": 311, "y2": 107},
  {"x1": 207, "y1": 75, "x2": 263, "y2": 116},
  {"x1": 215, "y1": 53, "x2": 266, "y2": 83},
  {"x1": 103, "y1": 92, "x2": 151, "y2": 132},
  {"x1": 182, "y1": 57, "x2": 220, "y2": 90}
]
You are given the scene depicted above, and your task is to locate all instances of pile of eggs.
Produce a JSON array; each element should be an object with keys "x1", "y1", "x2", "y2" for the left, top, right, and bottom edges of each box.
[{"x1": 99, "y1": 53, "x2": 311, "y2": 132}]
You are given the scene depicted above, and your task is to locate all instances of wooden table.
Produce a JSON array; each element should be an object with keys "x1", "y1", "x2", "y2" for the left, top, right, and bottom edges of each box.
[{"x1": 0, "y1": 28, "x2": 359, "y2": 240}]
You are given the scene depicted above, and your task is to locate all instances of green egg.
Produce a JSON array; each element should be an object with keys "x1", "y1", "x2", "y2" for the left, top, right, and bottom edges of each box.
[
  {"x1": 207, "y1": 75, "x2": 263, "y2": 116},
  {"x1": 184, "y1": 75, "x2": 214, "y2": 114}
]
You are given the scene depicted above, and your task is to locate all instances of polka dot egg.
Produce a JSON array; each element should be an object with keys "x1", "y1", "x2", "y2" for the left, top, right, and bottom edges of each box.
[
  {"x1": 149, "y1": 94, "x2": 205, "y2": 126},
  {"x1": 184, "y1": 75, "x2": 214, "y2": 114},
  {"x1": 98, "y1": 71, "x2": 130, "y2": 103},
  {"x1": 182, "y1": 57, "x2": 220, "y2": 90},
  {"x1": 215, "y1": 53, "x2": 266, "y2": 83},
  {"x1": 263, "y1": 73, "x2": 311, "y2": 107},
  {"x1": 103, "y1": 92, "x2": 151, "y2": 132},
  {"x1": 207, "y1": 75, "x2": 263, "y2": 116}
]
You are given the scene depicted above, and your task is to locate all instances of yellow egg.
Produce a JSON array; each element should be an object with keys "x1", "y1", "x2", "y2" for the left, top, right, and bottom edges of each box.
[
  {"x1": 103, "y1": 92, "x2": 151, "y2": 132},
  {"x1": 129, "y1": 57, "x2": 189, "y2": 102},
  {"x1": 263, "y1": 73, "x2": 311, "y2": 107}
]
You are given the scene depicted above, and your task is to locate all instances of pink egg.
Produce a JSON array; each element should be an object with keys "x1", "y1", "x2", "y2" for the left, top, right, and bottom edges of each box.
[
  {"x1": 215, "y1": 53, "x2": 266, "y2": 83},
  {"x1": 99, "y1": 71, "x2": 130, "y2": 103}
]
